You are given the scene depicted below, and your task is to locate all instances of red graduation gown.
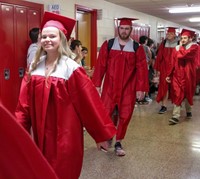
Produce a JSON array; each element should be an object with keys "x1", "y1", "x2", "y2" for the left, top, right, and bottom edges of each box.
[
  {"x1": 92, "y1": 38, "x2": 149, "y2": 140},
  {"x1": 154, "y1": 41, "x2": 177, "y2": 103},
  {"x1": 15, "y1": 56, "x2": 116, "y2": 179},
  {"x1": 0, "y1": 103, "x2": 58, "y2": 179},
  {"x1": 196, "y1": 45, "x2": 200, "y2": 84},
  {"x1": 168, "y1": 43, "x2": 198, "y2": 105}
]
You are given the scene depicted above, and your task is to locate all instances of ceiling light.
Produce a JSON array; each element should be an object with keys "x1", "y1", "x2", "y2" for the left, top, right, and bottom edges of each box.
[
  {"x1": 189, "y1": 17, "x2": 200, "y2": 22},
  {"x1": 169, "y1": 7, "x2": 200, "y2": 13}
]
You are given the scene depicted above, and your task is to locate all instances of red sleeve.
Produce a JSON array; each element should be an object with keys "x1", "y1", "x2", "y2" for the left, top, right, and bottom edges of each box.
[
  {"x1": 92, "y1": 40, "x2": 108, "y2": 87},
  {"x1": 0, "y1": 103, "x2": 58, "y2": 179},
  {"x1": 15, "y1": 74, "x2": 31, "y2": 132},
  {"x1": 197, "y1": 46, "x2": 200, "y2": 67},
  {"x1": 154, "y1": 43, "x2": 164, "y2": 71},
  {"x1": 166, "y1": 48, "x2": 176, "y2": 77},
  {"x1": 68, "y1": 68, "x2": 116, "y2": 143},
  {"x1": 135, "y1": 45, "x2": 149, "y2": 92},
  {"x1": 177, "y1": 44, "x2": 198, "y2": 61}
]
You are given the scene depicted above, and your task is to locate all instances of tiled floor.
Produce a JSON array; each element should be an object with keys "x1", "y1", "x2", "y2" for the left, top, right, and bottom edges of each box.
[{"x1": 80, "y1": 95, "x2": 200, "y2": 179}]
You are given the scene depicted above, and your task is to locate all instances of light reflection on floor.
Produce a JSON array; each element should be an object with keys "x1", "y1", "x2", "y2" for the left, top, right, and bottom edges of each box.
[{"x1": 80, "y1": 95, "x2": 200, "y2": 179}]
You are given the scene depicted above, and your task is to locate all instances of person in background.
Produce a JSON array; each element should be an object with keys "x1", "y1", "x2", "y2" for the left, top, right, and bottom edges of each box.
[
  {"x1": 15, "y1": 12, "x2": 116, "y2": 179},
  {"x1": 70, "y1": 39, "x2": 83, "y2": 66},
  {"x1": 92, "y1": 17, "x2": 149, "y2": 156},
  {"x1": 154, "y1": 27, "x2": 179, "y2": 114},
  {"x1": 27, "y1": 27, "x2": 40, "y2": 67},
  {"x1": 81, "y1": 46, "x2": 88, "y2": 67},
  {"x1": 139, "y1": 35, "x2": 152, "y2": 104},
  {"x1": 166, "y1": 29, "x2": 198, "y2": 125},
  {"x1": 81, "y1": 46, "x2": 94, "y2": 77},
  {"x1": 147, "y1": 38, "x2": 157, "y2": 98}
]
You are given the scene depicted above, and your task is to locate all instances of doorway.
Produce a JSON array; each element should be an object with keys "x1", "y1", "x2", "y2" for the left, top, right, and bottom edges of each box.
[{"x1": 75, "y1": 5, "x2": 97, "y2": 68}]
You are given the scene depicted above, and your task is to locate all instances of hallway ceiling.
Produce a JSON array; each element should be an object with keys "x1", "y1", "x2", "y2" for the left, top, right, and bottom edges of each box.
[{"x1": 104, "y1": 0, "x2": 200, "y2": 30}]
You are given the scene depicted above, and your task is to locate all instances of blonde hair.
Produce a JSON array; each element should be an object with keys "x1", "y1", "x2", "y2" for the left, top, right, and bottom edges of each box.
[{"x1": 27, "y1": 30, "x2": 73, "y2": 81}]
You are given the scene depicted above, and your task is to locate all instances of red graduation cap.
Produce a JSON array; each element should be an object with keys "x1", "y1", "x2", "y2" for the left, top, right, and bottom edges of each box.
[
  {"x1": 41, "y1": 11, "x2": 76, "y2": 40},
  {"x1": 166, "y1": 27, "x2": 178, "y2": 33},
  {"x1": 117, "y1": 17, "x2": 138, "y2": 26},
  {"x1": 181, "y1": 29, "x2": 195, "y2": 38}
]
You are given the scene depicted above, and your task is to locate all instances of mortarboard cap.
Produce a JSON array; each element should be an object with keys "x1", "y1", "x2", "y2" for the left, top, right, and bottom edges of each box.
[
  {"x1": 181, "y1": 29, "x2": 195, "y2": 38},
  {"x1": 166, "y1": 27, "x2": 178, "y2": 33},
  {"x1": 117, "y1": 17, "x2": 138, "y2": 26},
  {"x1": 41, "y1": 11, "x2": 76, "y2": 40}
]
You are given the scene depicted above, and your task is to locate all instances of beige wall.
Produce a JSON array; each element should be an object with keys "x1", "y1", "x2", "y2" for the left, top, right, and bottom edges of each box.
[{"x1": 25, "y1": 0, "x2": 200, "y2": 46}]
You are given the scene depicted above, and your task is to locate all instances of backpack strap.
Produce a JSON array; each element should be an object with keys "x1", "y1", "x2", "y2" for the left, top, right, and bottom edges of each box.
[
  {"x1": 133, "y1": 40, "x2": 139, "y2": 52},
  {"x1": 108, "y1": 38, "x2": 139, "y2": 52},
  {"x1": 107, "y1": 38, "x2": 115, "y2": 52}
]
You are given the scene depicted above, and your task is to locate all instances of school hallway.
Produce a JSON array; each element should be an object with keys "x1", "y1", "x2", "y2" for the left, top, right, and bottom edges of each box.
[{"x1": 80, "y1": 95, "x2": 200, "y2": 179}]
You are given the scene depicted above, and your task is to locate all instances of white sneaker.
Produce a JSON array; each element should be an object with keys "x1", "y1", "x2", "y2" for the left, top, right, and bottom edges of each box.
[{"x1": 145, "y1": 97, "x2": 152, "y2": 102}]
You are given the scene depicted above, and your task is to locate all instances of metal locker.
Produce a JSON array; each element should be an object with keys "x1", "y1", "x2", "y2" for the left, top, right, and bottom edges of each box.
[
  {"x1": 0, "y1": 0, "x2": 43, "y2": 114},
  {"x1": 0, "y1": 3, "x2": 15, "y2": 113}
]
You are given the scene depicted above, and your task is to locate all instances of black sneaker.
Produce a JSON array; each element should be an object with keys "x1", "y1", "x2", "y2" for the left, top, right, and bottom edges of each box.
[
  {"x1": 114, "y1": 142, "x2": 125, "y2": 156},
  {"x1": 186, "y1": 112, "x2": 192, "y2": 119},
  {"x1": 169, "y1": 117, "x2": 179, "y2": 125},
  {"x1": 158, "y1": 106, "x2": 167, "y2": 114}
]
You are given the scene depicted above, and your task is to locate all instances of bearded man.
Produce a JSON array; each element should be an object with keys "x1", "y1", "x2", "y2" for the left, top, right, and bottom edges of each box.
[{"x1": 92, "y1": 17, "x2": 149, "y2": 156}]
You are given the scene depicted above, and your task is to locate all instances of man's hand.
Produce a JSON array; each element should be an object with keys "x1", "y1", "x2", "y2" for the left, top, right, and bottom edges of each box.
[{"x1": 136, "y1": 91, "x2": 145, "y2": 101}]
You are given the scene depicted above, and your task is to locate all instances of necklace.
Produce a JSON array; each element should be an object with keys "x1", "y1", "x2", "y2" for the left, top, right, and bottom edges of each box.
[{"x1": 45, "y1": 63, "x2": 54, "y2": 70}]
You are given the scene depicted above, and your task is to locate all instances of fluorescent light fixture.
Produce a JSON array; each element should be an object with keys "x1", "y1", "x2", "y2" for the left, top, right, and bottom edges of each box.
[
  {"x1": 169, "y1": 7, "x2": 200, "y2": 13},
  {"x1": 189, "y1": 17, "x2": 200, "y2": 22}
]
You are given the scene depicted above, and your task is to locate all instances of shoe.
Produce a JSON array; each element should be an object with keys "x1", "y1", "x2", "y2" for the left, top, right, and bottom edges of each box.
[
  {"x1": 137, "y1": 98, "x2": 149, "y2": 105},
  {"x1": 145, "y1": 96, "x2": 152, "y2": 102},
  {"x1": 169, "y1": 117, "x2": 179, "y2": 125},
  {"x1": 158, "y1": 106, "x2": 167, "y2": 114},
  {"x1": 114, "y1": 142, "x2": 126, "y2": 156},
  {"x1": 186, "y1": 112, "x2": 192, "y2": 119}
]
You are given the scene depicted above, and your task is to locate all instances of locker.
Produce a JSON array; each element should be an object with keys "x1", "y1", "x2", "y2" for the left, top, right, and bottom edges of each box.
[
  {"x1": 0, "y1": 4, "x2": 15, "y2": 113},
  {"x1": 0, "y1": 0, "x2": 43, "y2": 114}
]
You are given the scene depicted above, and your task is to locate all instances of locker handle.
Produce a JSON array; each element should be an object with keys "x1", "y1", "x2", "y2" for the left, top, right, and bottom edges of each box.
[
  {"x1": 4, "y1": 69, "x2": 10, "y2": 80},
  {"x1": 19, "y1": 67, "x2": 25, "y2": 78}
]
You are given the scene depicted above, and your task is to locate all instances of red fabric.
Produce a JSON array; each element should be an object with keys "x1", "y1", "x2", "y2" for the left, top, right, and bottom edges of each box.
[
  {"x1": 44, "y1": 20, "x2": 67, "y2": 35},
  {"x1": 118, "y1": 17, "x2": 138, "y2": 26},
  {"x1": 154, "y1": 42, "x2": 175, "y2": 102},
  {"x1": 15, "y1": 67, "x2": 116, "y2": 179},
  {"x1": 0, "y1": 103, "x2": 58, "y2": 179},
  {"x1": 196, "y1": 45, "x2": 200, "y2": 84},
  {"x1": 168, "y1": 44, "x2": 198, "y2": 105},
  {"x1": 181, "y1": 29, "x2": 195, "y2": 38},
  {"x1": 167, "y1": 27, "x2": 176, "y2": 33},
  {"x1": 41, "y1": 11, "x2": 76, "y2": 40},
  {"x1": 92, "y1": 39, "x2": 148, "y2": 140},
  {"x1": 196, "y1": 68, "x2": 200, "y2": 84}
]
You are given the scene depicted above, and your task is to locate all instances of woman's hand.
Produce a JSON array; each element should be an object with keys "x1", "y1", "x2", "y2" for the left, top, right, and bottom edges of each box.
[{"x1": 166, "y1": 76, "x2": 171, "y2": 83}]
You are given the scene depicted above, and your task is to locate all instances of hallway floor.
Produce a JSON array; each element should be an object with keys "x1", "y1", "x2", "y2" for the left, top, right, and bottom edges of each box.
[{"x1": 80, "y1": 95, "x2": 200, "y2": 179}]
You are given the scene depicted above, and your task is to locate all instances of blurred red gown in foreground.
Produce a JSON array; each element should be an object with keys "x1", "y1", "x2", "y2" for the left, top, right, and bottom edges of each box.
[{"x1": 0, "y1": 102, "x2": 58, "y2": 179}]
